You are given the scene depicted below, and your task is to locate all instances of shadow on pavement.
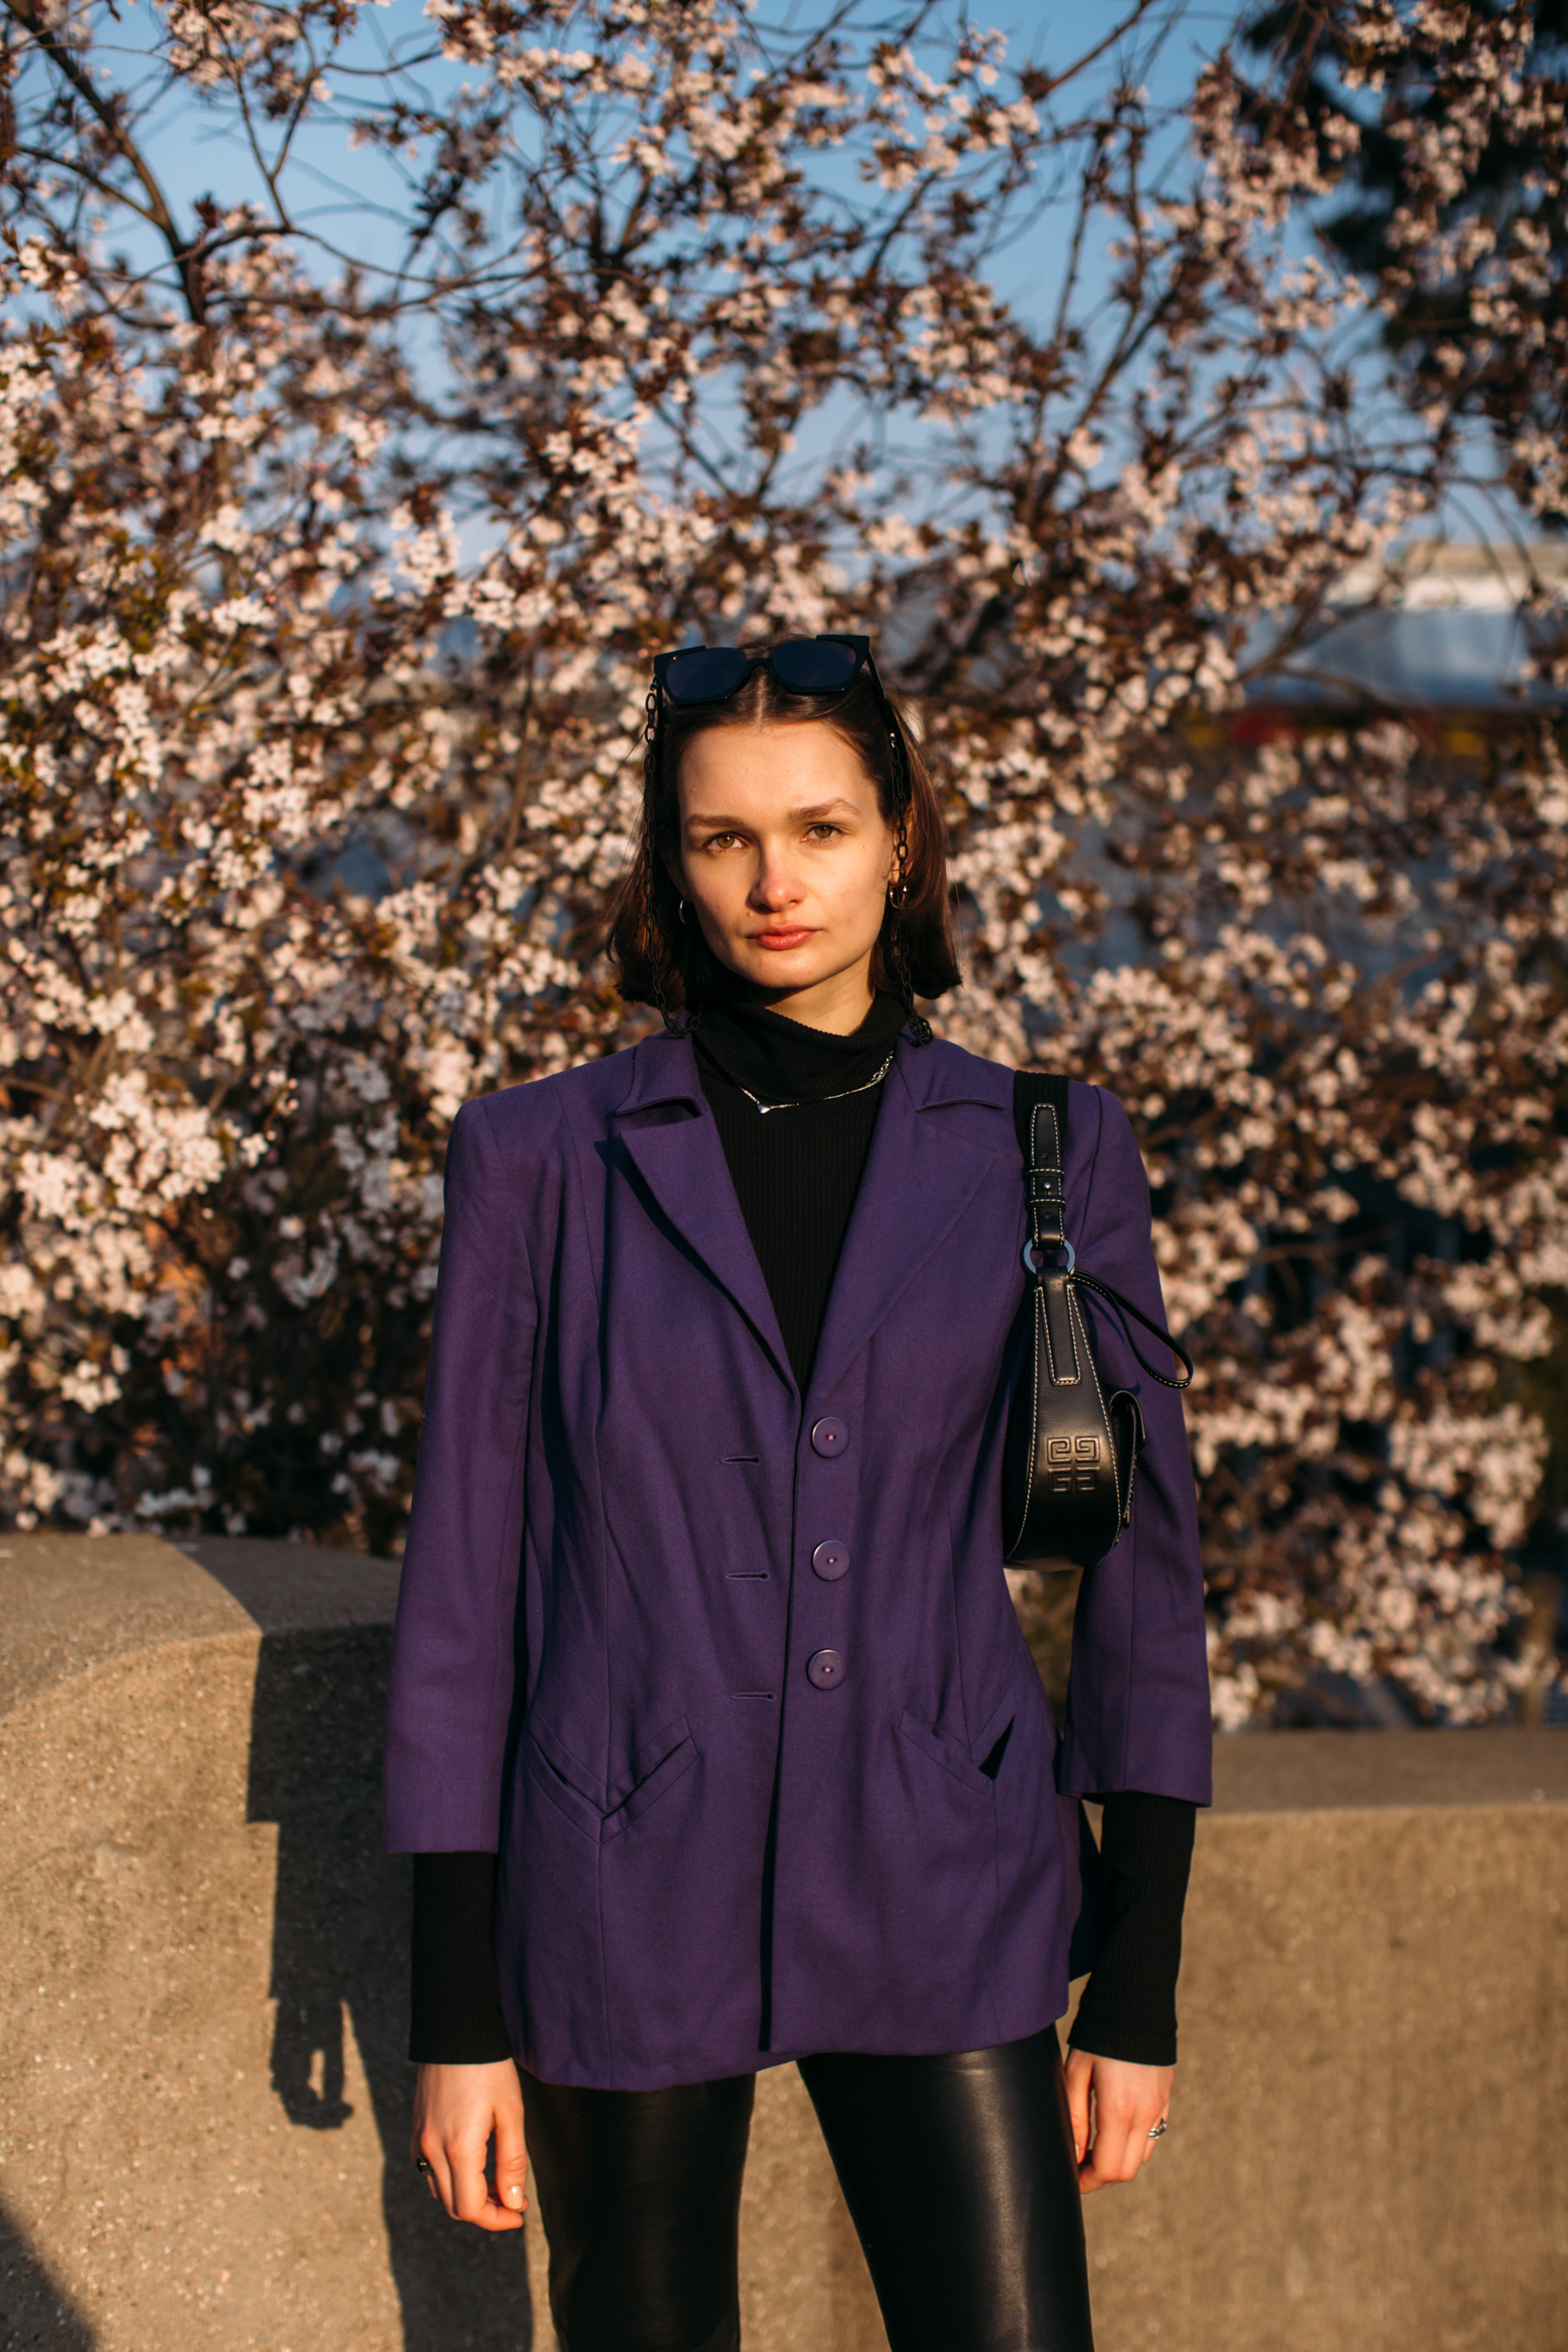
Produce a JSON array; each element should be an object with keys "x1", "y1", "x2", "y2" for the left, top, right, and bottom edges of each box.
[
  {"x1": 0, "y1": 2202, "x2": 95, "y2": 2349},
  {"x1": 246, "y1": 1625, "x2": 536, "y2": 2352}
]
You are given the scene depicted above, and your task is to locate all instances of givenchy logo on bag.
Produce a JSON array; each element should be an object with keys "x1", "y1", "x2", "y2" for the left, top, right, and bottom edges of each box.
[{"x1": 1045, "y1": 1435, "x2": 1101, "y2": 1495}]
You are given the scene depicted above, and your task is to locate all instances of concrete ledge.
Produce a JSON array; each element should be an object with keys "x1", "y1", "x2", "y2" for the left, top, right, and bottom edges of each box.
[
  {"x1": 2, "y1": 1533, "x2": 1565, "y2": 2351},
  {"x1": 1209, "y1": 1720, "x2": 1568, "y2": 1811},
  {"x1": 1083, "y1": 1800, "x2": 1566, "y2": 2352},
  {"x1": 0, "y1": 1531, "x2": 533, "y2": 2351}
]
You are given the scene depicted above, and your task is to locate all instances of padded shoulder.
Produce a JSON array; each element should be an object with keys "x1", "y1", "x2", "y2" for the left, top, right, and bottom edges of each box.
[
  {"x1": 459, "y1": 1040, "x2": 645, "y2": 1154},
  {"x1": 902, "y1": 1031, "x2": 1015, "y2": 1112}
]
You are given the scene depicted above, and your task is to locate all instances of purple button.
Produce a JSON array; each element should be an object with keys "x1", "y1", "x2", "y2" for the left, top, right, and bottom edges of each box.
[
  {"x1": 811, "y1": 1416, "x2": 848, "y2": 1457},
  {"x1": 807, "y1": 1648, "x2": 845, "y2": 1690},
  {"x1": 812, "y1": 1539, "x2": 851, "y2": 1582}
]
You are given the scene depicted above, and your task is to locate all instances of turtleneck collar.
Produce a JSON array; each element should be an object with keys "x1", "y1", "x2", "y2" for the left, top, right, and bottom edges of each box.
[{"x1": 692, "y1": 985, "x2": 909, "y2": 1107}]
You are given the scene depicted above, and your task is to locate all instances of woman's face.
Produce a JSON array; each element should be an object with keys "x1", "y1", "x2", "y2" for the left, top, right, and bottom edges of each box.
[{"x1": 668, "y1": 720, "x2": 896, "y2": 1027}]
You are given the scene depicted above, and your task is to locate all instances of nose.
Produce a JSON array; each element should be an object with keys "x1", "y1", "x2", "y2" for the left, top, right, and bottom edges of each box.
[{"x1": 748, "y1": 846, "x2": 803, "y2": 910}]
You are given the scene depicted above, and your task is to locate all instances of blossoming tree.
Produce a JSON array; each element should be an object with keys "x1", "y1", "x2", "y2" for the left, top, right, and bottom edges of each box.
[{"x1": 2, "y1": 0, "x2": 1565, "y2": 1722}]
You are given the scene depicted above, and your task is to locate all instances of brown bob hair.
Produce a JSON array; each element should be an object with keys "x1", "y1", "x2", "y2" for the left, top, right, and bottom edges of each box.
[{"x1": 606, "y1": 648, "x2": 961, "y2": 1018}]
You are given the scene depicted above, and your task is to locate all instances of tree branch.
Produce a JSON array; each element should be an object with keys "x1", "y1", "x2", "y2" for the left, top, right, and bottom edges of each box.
[{"x1": 3, "y1": 0, "x2": 206, "y2": 322}]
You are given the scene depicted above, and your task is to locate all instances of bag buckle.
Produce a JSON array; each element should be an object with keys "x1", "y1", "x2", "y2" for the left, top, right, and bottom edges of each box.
[{"x1": 1022, "y1": 1237, "x2": 1076, "y2": 1275}]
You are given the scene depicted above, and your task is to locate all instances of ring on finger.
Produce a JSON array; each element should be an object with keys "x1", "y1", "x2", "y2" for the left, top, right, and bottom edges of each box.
[
  {"x1": 415, "y1": 2156, "x2": 436, "y2": 2177},
  {"x1": 1146, "y1": 2119, "x2": 1167, "y2": 2141}
]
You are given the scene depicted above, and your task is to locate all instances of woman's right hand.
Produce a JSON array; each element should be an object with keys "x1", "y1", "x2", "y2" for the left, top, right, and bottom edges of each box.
[{"x1": 411, "y1": 2059, "x2": 529, "y2": 2229}]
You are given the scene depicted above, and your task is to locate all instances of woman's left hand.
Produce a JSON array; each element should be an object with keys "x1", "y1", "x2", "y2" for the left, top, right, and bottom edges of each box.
[{"x1": 1064, "y1": 2049, "x2": 1173, "y2": 2193}]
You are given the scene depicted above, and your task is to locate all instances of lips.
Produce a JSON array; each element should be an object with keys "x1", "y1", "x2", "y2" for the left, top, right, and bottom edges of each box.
[{"x1": 750, "y1": 928, "x2": 816, "y2": 950}]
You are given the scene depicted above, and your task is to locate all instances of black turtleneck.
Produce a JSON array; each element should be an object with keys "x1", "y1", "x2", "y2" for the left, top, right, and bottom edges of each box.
[
  {"x1": 690, "y1": 989, "x2": 909, "y2": 1388},
  {"x1": 408, "y1": 997, "x2": 1196, "y2": 2071}
]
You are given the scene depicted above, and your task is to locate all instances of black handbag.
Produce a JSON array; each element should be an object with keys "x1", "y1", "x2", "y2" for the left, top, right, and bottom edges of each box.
[{"x1": 1002, "y1": 1072, "x2": 1194, "y2": 1569}]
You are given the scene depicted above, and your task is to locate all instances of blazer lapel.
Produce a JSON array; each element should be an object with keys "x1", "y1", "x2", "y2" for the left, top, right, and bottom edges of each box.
[
  {"x1": 610, "y1": 1034, "x2": 794, "y2": 1390},
  {"x1": 807, "y1": 1035, "x2": 1002, "y2": 1406}
]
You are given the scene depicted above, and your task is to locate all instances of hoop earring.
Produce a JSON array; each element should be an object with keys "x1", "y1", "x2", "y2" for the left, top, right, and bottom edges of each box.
[{"x1": 678, "y1": 898, "x2": 686, "y2": 925}]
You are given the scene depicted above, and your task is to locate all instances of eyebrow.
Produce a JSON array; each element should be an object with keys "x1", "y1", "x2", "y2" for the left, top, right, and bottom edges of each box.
[{"x1": 685, "y1": 800, "x2": 859, "y2": 828}]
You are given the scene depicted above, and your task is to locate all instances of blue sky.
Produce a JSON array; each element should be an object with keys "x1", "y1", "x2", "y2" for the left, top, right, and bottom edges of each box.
[
  {"x1": 87, "y1": 1, "x2": 1241, "y2": 332},
  {"x1": 57, "y1": 1, "x2": 1529, "y2": 641}
]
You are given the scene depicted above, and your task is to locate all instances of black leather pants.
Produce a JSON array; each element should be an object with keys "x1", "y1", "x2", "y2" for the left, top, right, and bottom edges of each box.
[{"x1": 520, "y1": 2028, "x2": 1094, "y2": 2352}]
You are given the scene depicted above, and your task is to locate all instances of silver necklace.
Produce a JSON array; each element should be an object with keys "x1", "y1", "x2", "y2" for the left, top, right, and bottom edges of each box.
[{"x1": 738, "y1": 1049, "x2": 896, "y2": 1117}]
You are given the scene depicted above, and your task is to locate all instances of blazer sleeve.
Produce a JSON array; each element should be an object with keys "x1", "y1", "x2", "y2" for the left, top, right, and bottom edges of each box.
[
  {"x1": 383, "y1": 1092, "x2": 540, "y2": 1853},
  {"x1": 1053, "y1": 1084, "x2": 1213, "y2": 1807}
]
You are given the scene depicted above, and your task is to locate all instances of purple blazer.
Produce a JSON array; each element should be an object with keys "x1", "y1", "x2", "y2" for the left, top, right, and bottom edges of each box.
[{"x1": 384, "y1": 1029, "x2": 1211, "y2": 2090}]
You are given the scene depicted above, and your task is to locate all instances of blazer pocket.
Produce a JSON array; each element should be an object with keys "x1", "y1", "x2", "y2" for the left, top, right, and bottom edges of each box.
[
  {"x1": 605, "y1": 1724, "x2": 697, "y2": 1840},
  {"x1": 524, "y1": 1716, "x2": 697, "y2": 1846},
  {"x1": 524, "y1": 1738, "x2": 605, "y2": 1844},
  {"x1": 896, "y1": 1708, "x2": 997, "y2": 1797}
]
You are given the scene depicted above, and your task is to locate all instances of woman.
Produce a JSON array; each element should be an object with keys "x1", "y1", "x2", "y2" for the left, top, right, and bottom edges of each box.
[{"x1": 384, "y1": 635, "x2": 1212, "y2": 2352}]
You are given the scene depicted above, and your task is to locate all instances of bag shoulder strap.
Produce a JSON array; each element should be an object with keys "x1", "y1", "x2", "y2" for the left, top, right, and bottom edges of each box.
[
  {"x1": 1012, "y1": 1070, "x2": 1069, "y2": 1256},
  {"x1": 1012, "y1": 1071, "x2": 1194, "y2": 1390}
]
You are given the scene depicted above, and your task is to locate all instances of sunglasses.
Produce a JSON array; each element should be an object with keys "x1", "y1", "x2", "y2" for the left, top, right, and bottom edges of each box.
[{"x1": 652, "y1": 633, "x2": 881, "y2": 708}]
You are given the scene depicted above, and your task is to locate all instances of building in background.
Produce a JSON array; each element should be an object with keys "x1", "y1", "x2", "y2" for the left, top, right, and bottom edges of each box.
[{"x1": 1218, "y1": 540, "x2": 1568, "y2": 752}]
